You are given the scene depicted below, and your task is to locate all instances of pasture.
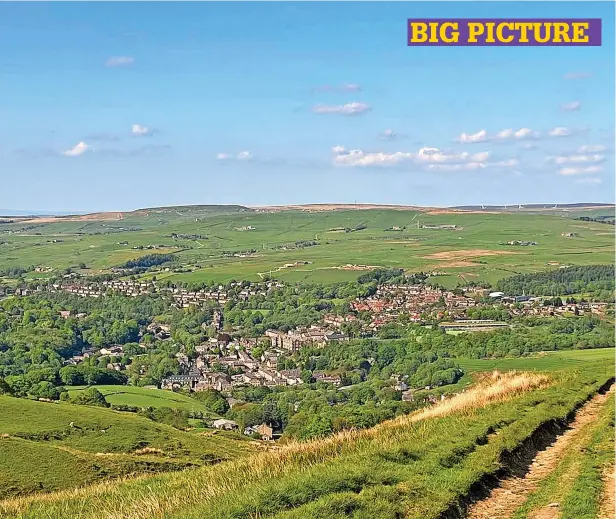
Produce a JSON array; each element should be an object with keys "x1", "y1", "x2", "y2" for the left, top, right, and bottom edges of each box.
[
  {"x1": 65, "y1": 385, "x2": 219, "y2": 414},
  {"x1": 0, "y1": 395, "x2": 252, "y2": 498},
  {"x1": 1, "y1": 206, "x2": 614, "y2": 286}
]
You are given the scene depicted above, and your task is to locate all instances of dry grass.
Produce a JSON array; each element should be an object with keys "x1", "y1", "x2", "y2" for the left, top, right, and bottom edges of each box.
[
  {"x1": 0, "y1": 371, "x2": 551, "y2": 519},
  {"x1": 133, "y1": 448, "x2": 164, "y2": 456}
]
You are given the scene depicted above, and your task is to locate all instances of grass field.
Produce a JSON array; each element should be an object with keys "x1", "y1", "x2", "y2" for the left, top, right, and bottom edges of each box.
[
  {"x1": 457, "y1": 348, "x2": 616, "y2": 374},
  {"x1": 2, "y1": 358, "x2": 612, "y2": 519},
  {"x1": 0, "y1": 396, "x2": 253, "y2": 499},
  {"x1": 2, "y1": 206, "x2": 614, "y2": 286},
  {"x1": 65, "y1": 385, "x2": 219, "y2": 414}
]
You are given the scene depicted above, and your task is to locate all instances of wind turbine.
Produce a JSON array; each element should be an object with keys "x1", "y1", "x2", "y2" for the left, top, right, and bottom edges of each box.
[
  {"x1": 518, "y1": 204, "x2": 524, "y2": 210},
  {"x1": 481, "y1": 204, "x2": 486, "y2": 210}
]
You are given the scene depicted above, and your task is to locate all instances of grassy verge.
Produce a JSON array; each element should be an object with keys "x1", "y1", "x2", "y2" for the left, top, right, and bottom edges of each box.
[{"x1": 2, "y1": 363, "x2": 612, "y2": 519}]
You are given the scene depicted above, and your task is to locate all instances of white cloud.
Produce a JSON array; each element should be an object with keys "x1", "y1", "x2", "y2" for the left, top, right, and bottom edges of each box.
[
  {"x1": 563, "y1": 72, "x2": 592, "y2": 80},
  {"x1": 579, "y1": 144, "x2": 607, "y2": 153},
  {"x1": 575, "y1": 177, "x2": 602, "y2": 184},
  {"x1": 313, "y1": 102, "x2": 371, "y2": 115},
  {"x1": 331, "y1": 145, "x2": 516, "y2": 171},
  {"x1": 332, "y1": 147, "x2": 414, "y2": 167},
  {"x1": 550, "y1": 154, "x2": 605, "y2": 165},
  {"x1": 62, "y1": 141, "x2": 92, "y2": 157},
  {"x1": 560, "y1": 101, "x2": 581, "y2": 112},
  {"x1": 496, "y1": 128, "x2": 539, "y2": 140},
  {"x1": 131, "y1": 124, "x2": 154, "y2": 137},
  {"x1": 457, "y1": 129, "x2": 488, "y2": 143},
  {"x1": 105, "y1": 56, "x2": 135, "y2": 68},
  {"x1": 217, "y1": 151, "x2": 252, "y2": 161},
  {"x1": 559, "y1": 165, "x2": 602, "y2": 176},
  {"x1": 456, "y1": 127, "x2": 538, "y2": 143},
  {"x1": 548, "y1": 127, "x2": 573, "y2": 137}
]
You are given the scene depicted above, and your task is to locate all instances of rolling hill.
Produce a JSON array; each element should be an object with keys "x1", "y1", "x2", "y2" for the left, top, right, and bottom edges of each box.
[{"x1": 0, "y1": 395, "x2": 254, "y2": 499}]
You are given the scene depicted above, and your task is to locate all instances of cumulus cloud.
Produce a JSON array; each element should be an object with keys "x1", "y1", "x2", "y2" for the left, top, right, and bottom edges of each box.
[
  {"x1": 563, "y1": 72, "x2": 592, "y2": 80},
  {"x1": 548, "y1": 127, "x2": 573, "y2": 137},
  {"x1": 457, "y1": 129, "x2": 488, "y2": 143},
  {"x1": 62, "y1": 141, "x2": 92, "y2": 157},
  {"x1": 105, "y1": 56, "x2": 135, "y2": 68},
  {"x1": 497, "y1": 128, "x2": 539, "y2": 140},
  {"x1": 312, "y1": 102, "x2": 371, "y2": 115},
  {"x1": 560, "y1": 101, "x2": 581, "y2": 112},
  {"x1": 550, "y1": 154, "x2": 605, "y2": 165},
  {"x1": 559, "y1": 165, "x2": 602, "y2": 176},
  {"x1": 579, "y1": 144, "x2": 607, "y2": 153},
  {"x1": 331, "y1": 145, "x2": 517, "y2": 171},
  {"x1": 131, "y1": 124, "x2": 156, "y2": 137},
  {"x1": 457, "y1": 126, "x2": 582, "y2": 143},
  {"x1": 216, "y1": 151, "x2": 252, "y2": 161},
  {"x1": 456, "y1": 128, "x2": 538, "y2": 143}
]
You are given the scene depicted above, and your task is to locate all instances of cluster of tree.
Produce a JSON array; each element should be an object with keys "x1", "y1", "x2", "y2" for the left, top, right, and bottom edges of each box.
[
  {"x1": 496, "y1": 265, "x2": 614, "y2": 299},
  {"x1": 121, "y1": 253, "x2": 176, "y2": 269},
  {"x1": 0, "y1": 265, "x2": 34, "y2": 278},
  {"x1": 575, "y1": 216, "x2": 615, "y2": 225}
]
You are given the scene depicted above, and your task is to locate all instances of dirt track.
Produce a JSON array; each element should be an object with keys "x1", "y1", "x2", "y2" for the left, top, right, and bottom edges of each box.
[{"x1": 466, "y1": 386, "x2": 614, "y2": 519}]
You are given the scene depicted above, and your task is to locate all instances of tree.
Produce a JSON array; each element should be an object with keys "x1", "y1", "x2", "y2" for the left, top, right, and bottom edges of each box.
[
  {"x1": 72, "y1": 387, "x2": 109, "y2": 408},
  {"x1": 29, "y1": 381, "x2": 62, "y2": 400},
  {"x1": 0, "y1": 378, "x2": 12, "y2": 395},
  {"x1": 191, "y1": 389, "x2": 229, "y2": 415}
]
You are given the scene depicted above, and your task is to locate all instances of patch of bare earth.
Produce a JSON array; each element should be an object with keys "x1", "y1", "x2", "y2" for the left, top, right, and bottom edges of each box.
[
  {"x1": 423, "y1": 249, "x2": 516, "y2": 261},
  {"x1": 466, "y1": 386, "x2": 614, "y2": 519},
  {"x1": 599, "y1": 465, "x2": 615, "y2": 519}
]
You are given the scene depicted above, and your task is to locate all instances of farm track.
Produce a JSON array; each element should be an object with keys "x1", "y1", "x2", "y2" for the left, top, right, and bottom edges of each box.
[
  {"x1": 599, "y1": 465, "x2": 615, "y2": 519},
  {"x1": 465, "y1": 384, "x2": 614, "y2": 519}
]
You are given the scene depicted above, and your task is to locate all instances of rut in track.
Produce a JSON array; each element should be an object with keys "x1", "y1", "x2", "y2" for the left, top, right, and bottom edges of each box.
[{"x1": 465, "y1": 386, "x2": 614, "y2": 519}]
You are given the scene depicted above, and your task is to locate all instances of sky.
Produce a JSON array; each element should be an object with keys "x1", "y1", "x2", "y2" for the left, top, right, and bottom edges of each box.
[{"x1": 0, "y1": 1, "x2": 614, "y2": 212}]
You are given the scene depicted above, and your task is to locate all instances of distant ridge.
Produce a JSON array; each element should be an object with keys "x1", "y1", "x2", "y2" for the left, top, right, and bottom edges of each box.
[{"x1": 2, "y1": 202, "x2": 613, "y2": 223}]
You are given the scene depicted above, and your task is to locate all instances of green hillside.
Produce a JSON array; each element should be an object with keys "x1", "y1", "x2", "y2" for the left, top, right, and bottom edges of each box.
[
  {"x1": 0, "y1": 396, "x2": 253, "y2": 498},
  {"x1": 2, "y1": 208, "x2": 614, "y2": 286},
  {"x1": 2, "y1": 356, "x2": 612, "y2": 519}
]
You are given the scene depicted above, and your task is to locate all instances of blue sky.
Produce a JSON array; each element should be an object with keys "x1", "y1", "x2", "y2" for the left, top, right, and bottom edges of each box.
[{"x1": 0, "y1": 1, "x2": 613, "y2": 212}]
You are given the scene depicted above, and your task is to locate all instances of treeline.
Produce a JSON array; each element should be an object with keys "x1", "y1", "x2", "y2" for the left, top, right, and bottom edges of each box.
[
  {"x1": 496, "y1": 265, "x2": 614, "y2": 298},
  {"x1": 358, "y1": 268, "x2": 428, "y2": 285},
  {"x1": 575, "y1": 216, "x2": 615, "y2": 225}
]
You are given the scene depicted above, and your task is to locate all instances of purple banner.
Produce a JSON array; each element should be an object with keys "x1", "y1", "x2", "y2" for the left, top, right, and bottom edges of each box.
[{"x1": 408, "y1": 19, "x2": 602, "y2": 46}]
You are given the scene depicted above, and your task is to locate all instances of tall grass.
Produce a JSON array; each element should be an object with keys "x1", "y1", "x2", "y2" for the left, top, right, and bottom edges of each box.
[{"x1": 0, "y1": 370, "x2": 564, "y2": 519}]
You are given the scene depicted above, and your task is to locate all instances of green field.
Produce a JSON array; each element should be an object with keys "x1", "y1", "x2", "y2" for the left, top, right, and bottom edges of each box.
[
  {"x1": 2, "y1": 206, "x2": 614, "y2": 286},
  {"x1": 457, "y1": 348, "x2": 616, "y2": 374},
  {"x1": 65, "y1": 385, "x2": 219, "y2": 414},
  {"x1": 0, "y1": 395, "x2": 252, "y2": 498}
]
